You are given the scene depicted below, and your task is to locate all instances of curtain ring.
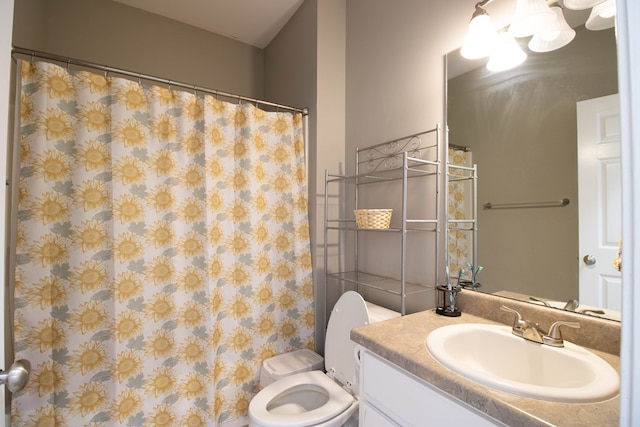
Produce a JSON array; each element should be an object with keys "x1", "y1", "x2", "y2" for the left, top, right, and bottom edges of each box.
[
  {"x1": 168, "y1": 80, "x2": 172, "y2": 91},
  {"x1": 138, "y1": 73, "x2": 142, "y2": 85},
  {"x1": 103, "y1": 65, "x2": 108, "y2": 78},
  {"x1": 193, "y1": 84, "x2": 198, "y2": 96},
  {"x1": 66, "y1": 59, "x2": 70, "y2": 72},
  {"x1": 30, "y1": 52, "x2": 34, "y2": 63}
]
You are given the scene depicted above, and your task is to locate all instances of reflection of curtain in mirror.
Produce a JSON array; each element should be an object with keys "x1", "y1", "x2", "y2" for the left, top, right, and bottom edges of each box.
[{"x1": 448, "y1": 148, "x2": 473, "y2": 276}]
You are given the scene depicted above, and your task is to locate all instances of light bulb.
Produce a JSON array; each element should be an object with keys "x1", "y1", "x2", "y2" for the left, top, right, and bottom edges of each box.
[
  {"x1": 461, "y1": 13, "x2": 498, "y2": 59},
  {"x1": 487, "y1": 33, "x2": 527, "y2": 72},
  {"x1": 598, "y1": 3, "x2": 616, "y2": 18},
  {"x1": 528, "y1": 7, "x2": 576, "y2": 52},
  {"x1": 586, "y1": 0, "x2": 616, "y2": 30},
  {"x1": 509, "y1": 0, "x2": 556, "y2": 38},
  {"x1": 541, "y1": 30, "x2": 561, "y2": 42}
]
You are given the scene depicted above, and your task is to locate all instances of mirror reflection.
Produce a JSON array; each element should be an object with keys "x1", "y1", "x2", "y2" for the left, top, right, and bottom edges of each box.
[{"x1": 446, "y1": 24, "x2": 620, "y2": 320}]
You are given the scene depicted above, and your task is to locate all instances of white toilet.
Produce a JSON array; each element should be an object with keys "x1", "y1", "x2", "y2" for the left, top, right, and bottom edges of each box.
[{"x1": 248, "y1": 291, "x2": 397, "y2": 427}]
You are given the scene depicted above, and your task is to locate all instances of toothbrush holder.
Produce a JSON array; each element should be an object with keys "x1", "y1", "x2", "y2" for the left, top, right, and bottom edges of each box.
[{"x1": 435, "y1": 285, "x2": 462, "y2": 317}]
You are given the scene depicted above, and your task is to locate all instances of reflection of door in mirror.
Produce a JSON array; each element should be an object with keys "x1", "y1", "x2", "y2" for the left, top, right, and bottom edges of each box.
[{"x1": 578, "y1": 94, "x2": 621, "y2": 317}]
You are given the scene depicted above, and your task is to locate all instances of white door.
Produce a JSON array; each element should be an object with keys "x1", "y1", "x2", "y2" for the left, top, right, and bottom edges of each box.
[
  {"x1": 577, "y1": 94, "x2": 621, "y2": 311},
  {"x1": 1, "y1": 1, "x2": 15, "y2": 426}
]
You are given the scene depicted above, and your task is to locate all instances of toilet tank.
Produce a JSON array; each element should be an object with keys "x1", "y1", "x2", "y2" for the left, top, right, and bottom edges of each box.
[
  {"x1": 259, "y1": 349, "x2": 324, "y2": 388},
  {"x1": 365, "y1": 301, "x2": 400, "y2": 323}
]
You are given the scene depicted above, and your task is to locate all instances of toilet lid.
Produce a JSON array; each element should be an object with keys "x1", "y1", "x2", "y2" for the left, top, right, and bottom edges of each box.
[{"x1": 325, "y1": 291, "x2": 369, "y2": 390}]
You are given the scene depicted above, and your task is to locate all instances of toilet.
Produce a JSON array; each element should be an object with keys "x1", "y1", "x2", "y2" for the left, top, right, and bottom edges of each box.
[{"x1": 248, "y1": 291, "x2": 397, "y2": 427}]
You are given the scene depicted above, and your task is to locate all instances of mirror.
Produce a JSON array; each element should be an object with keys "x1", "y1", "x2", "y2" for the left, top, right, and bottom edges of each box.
[{"x1": 446, "y1": 22, "x2": 620, "y2": 320}]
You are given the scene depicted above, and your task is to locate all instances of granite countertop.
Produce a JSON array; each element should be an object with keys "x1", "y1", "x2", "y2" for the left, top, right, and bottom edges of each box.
[{"x1": 351, "y1": 309, "x2": 620, "y2": 427}]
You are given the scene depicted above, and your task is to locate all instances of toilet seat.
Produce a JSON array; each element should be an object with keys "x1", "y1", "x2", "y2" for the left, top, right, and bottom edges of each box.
[
  {"x1": 249, "y1": 292, "x2": 373, "y2": 427},
  {"x1": 249, "y1": 370, "x2": 354, "y2": 427}
]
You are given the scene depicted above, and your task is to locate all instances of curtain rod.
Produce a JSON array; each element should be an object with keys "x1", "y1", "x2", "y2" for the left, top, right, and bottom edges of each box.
[{"x1": 11, "y1": 47, "x2": 308, "y2": 116}]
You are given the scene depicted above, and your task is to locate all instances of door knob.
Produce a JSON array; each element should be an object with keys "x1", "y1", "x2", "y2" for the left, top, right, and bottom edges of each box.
[
  {"x1": 0, "y1": 359, "x2": 31, "y2": 393},
  {"x1": 583, "y1": 255, "x2": 597, "y2": 266}
]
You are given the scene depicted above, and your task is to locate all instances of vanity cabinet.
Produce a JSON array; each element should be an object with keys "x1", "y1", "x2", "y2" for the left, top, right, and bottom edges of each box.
[
  {"x1": 323, "y1": 126, "x2": 441, "y2": 315},
  {"x1": 359, "y1": 350, "x2": 503, "y2": 427}
]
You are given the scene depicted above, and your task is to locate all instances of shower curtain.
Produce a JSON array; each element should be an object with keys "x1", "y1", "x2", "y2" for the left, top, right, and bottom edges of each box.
[
  {"x1": 448, "y1": 148, "x2": 473, "y2": 277},
  {"x1": 12, "y1": 60, "x2": 314, "y2": 427}
]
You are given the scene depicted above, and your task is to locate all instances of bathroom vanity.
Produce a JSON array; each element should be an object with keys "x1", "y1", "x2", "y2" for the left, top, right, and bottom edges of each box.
[
  {"x1": 352, "y1": 294, "x2": 620, "y2": 426},
  {"x1": 359, "y1": 349, "x2": 500, "y2": 426}
]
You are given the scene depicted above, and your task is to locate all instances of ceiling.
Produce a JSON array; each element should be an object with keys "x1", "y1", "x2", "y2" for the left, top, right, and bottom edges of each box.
[{"x1": 111, "y1": 0, "x2": 304, "y2": 49}]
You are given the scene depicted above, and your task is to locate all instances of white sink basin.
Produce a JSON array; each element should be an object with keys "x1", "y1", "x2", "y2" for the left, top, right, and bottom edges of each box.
[{"x1": 426, "y1": 323, "x2": 619, "y2": 403}]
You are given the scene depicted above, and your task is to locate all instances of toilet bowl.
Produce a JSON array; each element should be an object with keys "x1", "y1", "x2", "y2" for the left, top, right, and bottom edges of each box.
[
  {"x1": 249, "y1": 370, "x2": 358, "y2": 427},
  {"x1": 248, "y1": 291, "x2": 390, "y2": 427}
]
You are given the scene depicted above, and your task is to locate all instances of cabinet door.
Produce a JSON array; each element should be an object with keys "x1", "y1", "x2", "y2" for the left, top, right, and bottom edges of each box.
[
  {"x1": 360, "y1": 350, "x2": 502, "y2": 426},
  {"x1": 360, "y1": 401, "x2": 400, "y2": 427}
]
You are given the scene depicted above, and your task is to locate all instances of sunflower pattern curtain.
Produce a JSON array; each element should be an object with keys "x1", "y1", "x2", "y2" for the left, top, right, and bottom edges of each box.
[{"x1": 12, "y1": 60, "x2": 314, "y2": 427}]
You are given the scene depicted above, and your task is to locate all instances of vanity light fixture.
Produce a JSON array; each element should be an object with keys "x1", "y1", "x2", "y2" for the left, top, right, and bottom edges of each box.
[
  {"x1": 528, "y1": 6, "x2": 576, "y2": 52},
  {"x1": 460, "y1": 0, "x2": 615, "y2": 72}
]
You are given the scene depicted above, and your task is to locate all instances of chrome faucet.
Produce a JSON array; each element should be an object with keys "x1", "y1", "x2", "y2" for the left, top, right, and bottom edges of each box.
[
  {"x1": 561, "y1": 299, "x2": 606, "y2": 316},
  {"x1": 543, "y1": 320, "x2": 581, "y2": 347},
  {"x1": 500, "y1": 306, "x2": 546, "y2": 343},
  {"x1": 562, "y1": 299, "x2": 579, "y2": 311},
  {"x1": 500, "y1": 305, "x2": 580, "y2": 347}
]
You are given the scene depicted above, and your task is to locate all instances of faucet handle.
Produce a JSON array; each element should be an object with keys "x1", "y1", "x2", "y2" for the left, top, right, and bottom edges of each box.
[
  {"x1": 500, "y1": 305, "x2": 546, "y2": 342},
  {"x1": 543, "y1": 321, "x2": 580, "y2": 347},
  {"x1": 500, "y1": 305, "x2": 525, "y2": 329}
]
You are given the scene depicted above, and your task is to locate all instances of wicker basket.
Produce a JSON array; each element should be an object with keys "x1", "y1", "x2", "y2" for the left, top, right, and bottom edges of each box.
[{"x1": 354, "y1": 209, "x2": 393, "y2": 229}]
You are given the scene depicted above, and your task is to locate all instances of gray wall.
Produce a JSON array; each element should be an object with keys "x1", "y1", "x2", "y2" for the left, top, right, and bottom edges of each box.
[
  {"x1": 12, "y1": 0, "x2": 264, "y2": 98},
  {"x1": 11, "y1": 0, "x2": 46, "y2": 51},
  {"x1": 344, "y1": 0, "x2": 477, "y2": 311}
]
